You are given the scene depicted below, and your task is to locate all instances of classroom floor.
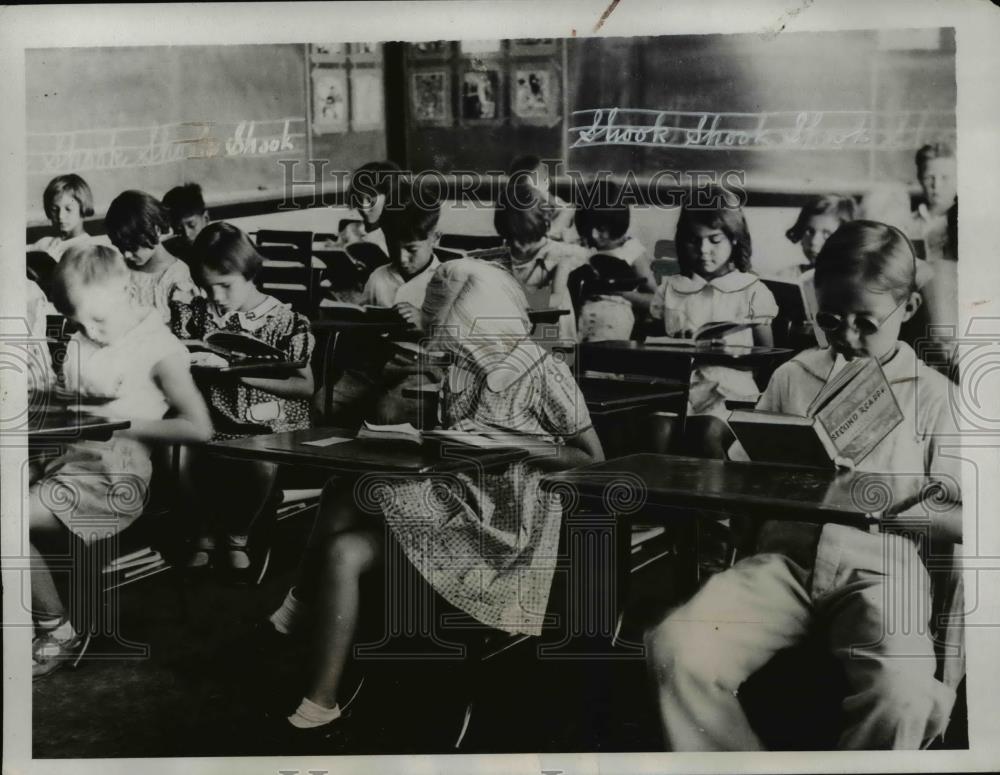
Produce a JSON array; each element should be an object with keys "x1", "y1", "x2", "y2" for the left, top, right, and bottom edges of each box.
[{"x1": 31, "y1": 515, "x2": 668, "y2": 758}]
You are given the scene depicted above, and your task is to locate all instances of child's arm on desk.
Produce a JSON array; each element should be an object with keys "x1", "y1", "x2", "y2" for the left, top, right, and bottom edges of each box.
[
  {"x1": 617, "y1": 290, "x2": 656, "y2": 316},
  {"x1": 530, "y1": 426, "x2": 605, "y2": 473},
  {"x1": 881, "y1": 496, "x2": 962, "y2": 545},
  {"x1": 632, "y1": 255, "x2": 659, "y2": 294},
  {"x1": 240, "y1": 365, "x2": 315, "y2": 399},
  {"x1": 120, "y1": 352, "x2": 213, "y2": 444}
]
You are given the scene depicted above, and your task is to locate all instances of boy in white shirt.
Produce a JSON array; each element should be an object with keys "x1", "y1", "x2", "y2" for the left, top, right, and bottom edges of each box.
[{"x1": 315, "y1": 187, "x2": 443, "y2": 427}]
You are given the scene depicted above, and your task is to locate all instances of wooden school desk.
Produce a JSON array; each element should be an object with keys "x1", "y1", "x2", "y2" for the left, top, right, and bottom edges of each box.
[
  {"x1": 207, "y1": 426, "x2": 535, "y2": 475},
  {"x1": 580, "y1": 340, "x2": 794, "y2": 376},
  {"x1": 399, "y1": 371, "x2": 686, "y2": 413},
  {"x1": 29, "y1": 408, "x2": 131, "y2": 442},
  {"x1": 540, "y1": 453, "x2": 928, "y2": 600}
]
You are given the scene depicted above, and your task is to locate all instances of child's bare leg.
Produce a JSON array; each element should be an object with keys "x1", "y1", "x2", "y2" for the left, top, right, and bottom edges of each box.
[
  {"x1": 176, "y1": 445, "x2": 216, "y2": 566},
  {"x1": 217, "y1": 458, "x2": 279, "y2": 569},
  {"x1": 29, "y1": 491, "x2": 70, "y2": 623},
  {"x1": 188, "y1": 450, "x2": 280, "y2": 569},
  {"x1": 279, "y1": 481, "x2": 383, "y2": 726},
  {"x1": 304, "y1": 528, "x2": 382, "y2": 709},
  {"x1": 267, "y1": 477, "x2": 361, "y2": 637}
]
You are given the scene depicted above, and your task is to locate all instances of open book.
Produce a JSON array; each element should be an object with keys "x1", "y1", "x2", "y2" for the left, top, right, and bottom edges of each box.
[
  {"x1": 316, "y1": 301, "x2": 403, "y2": 323},
  {"x1": 356, "y1": 422, "x2": 538, "y2": 449},
  {"x1": 423, "y1": 428, "x2": 544, "y2": 449},
  {"x1": 183, "y1": 331, "x2": 307, "y2": 376},
  {"x1": 356, "y1": 422, "x2": 424, "y2": 444},
  {"x1": 729, "y1": 356, "x2": 904, "y2": 468},
  {"x1": 646, "y1": 320, "x2": 757, "y2": 347}
]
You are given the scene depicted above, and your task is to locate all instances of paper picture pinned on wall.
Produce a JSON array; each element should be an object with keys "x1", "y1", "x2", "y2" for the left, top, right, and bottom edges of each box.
[
  {"x1": 351, "y1": 68, "x2": 384, "y2": 130},
  {"x1": 514, "y1": 67, "x2": 557, "y2": 120},
  {"x1": 462, "y1": 69, "x2": 499, "y2": 120},
  {"x1": 312, "y1": 67, "x2": 348, "y2": 134},
  {"x1": 313, "y1": 43, "x2": 347, "y2": 55},
  {"x1": 412, "y1": 70, "x2": 450, "y2": 124},
  {"x1": 412, "y1": 41, "x2": 451, "y2": 59}
]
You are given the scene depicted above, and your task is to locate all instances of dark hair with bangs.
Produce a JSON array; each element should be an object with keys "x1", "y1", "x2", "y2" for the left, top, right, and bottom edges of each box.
[
  {"x1": 493, "y1": 179, "x2": 550, "y2": 246},
  {"x1": 163, "y1": 182, "x2": 207, "y2": 220},
  {"x1": 105, "y1": 190, "x2": 169, "y2": 255},
  {"x1": 786, "y1": 195, "x2": 857, "y2": 244},
  {"x1": 915, "y1": 141, "x2": 955, "y2": 177},
  {"x1": 189, "y1": 222, "x2": 263, "y2": 281},
  {"x1": 675, "y1": 190, "x2": 752, "y2": 276},
  {"x1": 43, "y1": 174, "x2": 95, "y2": 221},
  {"x1": 348, "y1": 160, "x2": 403, "y2": 210},
  {"x1": 574, "y1": 179, "x2": 630, "y2": 246}
]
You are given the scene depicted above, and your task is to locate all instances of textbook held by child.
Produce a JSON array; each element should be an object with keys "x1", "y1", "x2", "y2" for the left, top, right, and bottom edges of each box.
[{"x1": 730, "y1": 355, "x2": 904, "y2": 469}]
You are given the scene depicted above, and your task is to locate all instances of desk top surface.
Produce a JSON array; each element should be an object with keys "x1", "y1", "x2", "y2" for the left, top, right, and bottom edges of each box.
[
  {"x1": 541, "y1": 453, "x2": 924, "y2": 523},
  {"x1": 208, "y1": 426, "x2": 535, "y2": 474},
  {"x1": 29, "y1": 409, "x2": 131, "y2": 440},
  {"x1": 579, "y1": 378, "x2": 687, "y2": 410},
  {"x1": 581, "y1": 340, "x2": 794, "y2": 366}
]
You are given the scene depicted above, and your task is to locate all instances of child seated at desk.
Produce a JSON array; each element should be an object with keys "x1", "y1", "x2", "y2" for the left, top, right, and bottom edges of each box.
[
  {"x1": 648, "y1": 192, "x2": 778, "y2": 456},
  {"x1": 784, "y1": 195, "x2": 857, "y2": 348},
  {"x1": 315, "y1": 186, "x2": 444, "y2": 428},
  {"x1": 265, "y1": 257, "x2": 604, "y2": 735},
  {"x1": 170, "y1": 222, "x2": 315, "y2": 573},
  {"x1": 781, "y1": 194, "x2": 857, "y2": 282},
  {"x1": 494, "y1": 178, "x2": 589, "y2": 342},
  {"x1": 644, "y1": 220, "x2": 963, "y2": 750},
  {"x1": 906, "y1": 142, "x2": 959, "y2": 378},
  {"x1": 29, "y1": 245, "x2": 212, "y2": 677},
  {"x1": 162, "y1": 182, "x2": 211, "y2": 265},
  {"x1": 572, "y1": 179, "x2": 657, "y2": 342},
  {"x1": 105, "y1": 190, "x2": 201, "y2": 324},
  {"x1": 508, "y1": 154, "x2": 577, "y2": 243},
  {"x1": 26, "y1": 277, "x2": 56, "y2": 390},
  {"x1": 339, "y1": 160, "x2": 400, "y2": 257},
  {"x1": 29, "y1": 174, "x2": 97, "y2": 260}
]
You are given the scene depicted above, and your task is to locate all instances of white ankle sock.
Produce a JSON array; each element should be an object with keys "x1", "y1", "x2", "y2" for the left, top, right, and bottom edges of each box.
[
  {"x1": 268, "y1": 587, "x2": 303, "y2": 635},
  {"x1": 37, "y1": 617, "x2": 74, "y2": 642},
  {"x1": 49, "y1": 620, "x2": 76, "y2": 642},
  {"x1": 288, "y1": 697, "x2": 341, "y2": 729}
]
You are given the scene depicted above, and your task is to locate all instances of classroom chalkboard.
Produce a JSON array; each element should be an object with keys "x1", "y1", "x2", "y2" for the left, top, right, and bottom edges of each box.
[
  {"x1": 26, "y1": 45, "x2": 310, "y2": 222},
  {"x1": 565, "y1": 30, "x2": 956, "y2": 193}
]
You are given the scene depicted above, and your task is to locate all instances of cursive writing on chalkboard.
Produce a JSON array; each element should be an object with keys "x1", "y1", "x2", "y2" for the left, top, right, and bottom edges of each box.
[
  {"x1": 27, "y1": 118, "x2": 307, "y2": 176},
  {"x1": 224, "y1": 120, "x2": 297, "y2": 156},
  {"x1": 569, "y1": 108, "x2": 955, "y2": 152}
]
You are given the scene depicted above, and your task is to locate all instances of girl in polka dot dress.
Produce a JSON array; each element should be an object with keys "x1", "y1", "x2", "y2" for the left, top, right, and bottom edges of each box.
[
  {"x1": 265, "y1": 258, "x2": 604, "y2": 734},
  {"x1": 171, "y1": 223, "x2": 315, "y2": 573}
]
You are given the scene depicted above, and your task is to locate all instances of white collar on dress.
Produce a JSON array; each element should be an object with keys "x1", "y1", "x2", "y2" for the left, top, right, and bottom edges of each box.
[
  {"x1": 209, "y1": 294, "x2": 284, "y2": 331},
  {"x1": 668, "y1": 270, "x2": 760, "y2": 295}
]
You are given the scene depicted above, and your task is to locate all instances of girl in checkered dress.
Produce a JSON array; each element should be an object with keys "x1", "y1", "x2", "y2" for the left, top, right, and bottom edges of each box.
[
  {"x1": 267, "y1": 258, "x2": 604, "y2": 733},
  {"x1": 171, "y1": 223, "x2": 314, "y2": 573}
]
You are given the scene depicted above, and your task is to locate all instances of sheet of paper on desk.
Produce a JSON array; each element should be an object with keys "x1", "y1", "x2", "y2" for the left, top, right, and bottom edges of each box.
[
  {"x1": 424, "y1": 429, "x2": 542, "y2": 448},
  {"x1": 302, "y1": 435, "x2": 353, "y2": 447}
]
